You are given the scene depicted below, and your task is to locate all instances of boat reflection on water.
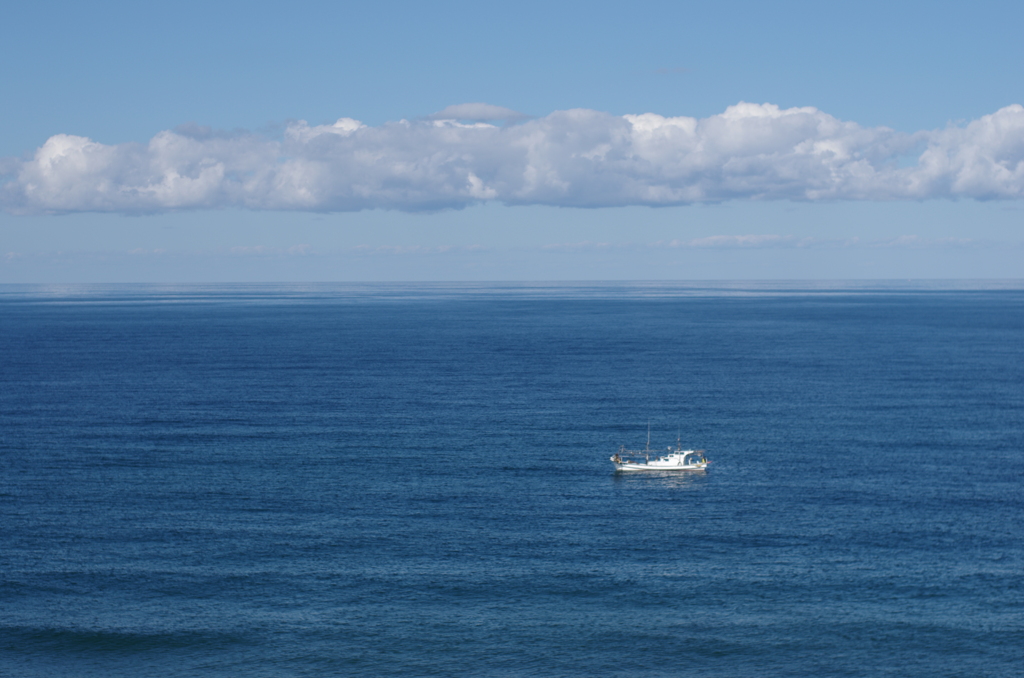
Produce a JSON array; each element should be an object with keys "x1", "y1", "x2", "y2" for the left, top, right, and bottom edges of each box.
[{"x1": 611, "y1": 468, "x2": 709, "y2": 489}]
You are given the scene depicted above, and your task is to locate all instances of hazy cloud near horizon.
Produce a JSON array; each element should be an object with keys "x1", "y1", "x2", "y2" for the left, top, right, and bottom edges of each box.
[{"x1": 3, "y1": 102, "x2": 1024, "y2": 215}]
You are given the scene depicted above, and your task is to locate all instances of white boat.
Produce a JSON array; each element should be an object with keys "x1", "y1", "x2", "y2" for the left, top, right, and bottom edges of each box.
[{"x1": 611, "y1": 426, "x2": 709, "y2": 471}]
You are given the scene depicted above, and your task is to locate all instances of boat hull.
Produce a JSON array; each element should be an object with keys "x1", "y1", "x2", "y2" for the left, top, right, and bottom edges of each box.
[{"x1": 614, "y1": 462, "x2": 707, "y2": 472}]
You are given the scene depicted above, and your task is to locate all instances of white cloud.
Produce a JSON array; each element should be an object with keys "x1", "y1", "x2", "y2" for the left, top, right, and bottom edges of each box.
[{"x1": 3, "y1": 102, "x2": 1024, "y2": 214}]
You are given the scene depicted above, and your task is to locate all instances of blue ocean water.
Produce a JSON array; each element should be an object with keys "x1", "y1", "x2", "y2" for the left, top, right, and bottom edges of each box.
[{"x1": 1, "y1": 282, "x2": 1022, "y2": 677}]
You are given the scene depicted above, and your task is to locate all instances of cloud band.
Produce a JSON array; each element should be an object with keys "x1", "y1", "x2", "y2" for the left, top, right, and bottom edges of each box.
[{"x1": 3, "y1": 102, "x2": 1024, "y2": 214}]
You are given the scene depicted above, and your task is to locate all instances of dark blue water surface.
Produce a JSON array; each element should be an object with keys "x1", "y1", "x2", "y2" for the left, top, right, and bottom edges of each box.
[{"x1": 2, "y1": 282, "x2": 1023, "y2": 677}]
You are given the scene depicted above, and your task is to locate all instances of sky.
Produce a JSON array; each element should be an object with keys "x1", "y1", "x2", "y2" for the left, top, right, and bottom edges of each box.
[{"x1": 2, "y1": 0, "x2": 1023, "y2": 282}]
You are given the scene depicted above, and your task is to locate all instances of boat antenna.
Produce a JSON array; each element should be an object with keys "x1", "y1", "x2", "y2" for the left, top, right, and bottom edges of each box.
[{"x1": 646, "y1": 420, "x2": 651, "y2": 451}]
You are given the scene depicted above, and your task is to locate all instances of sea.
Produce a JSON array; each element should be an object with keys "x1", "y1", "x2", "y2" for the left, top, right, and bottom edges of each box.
[{"x1": 1, "y1": 281, "x2": 1022, "y2": 677}]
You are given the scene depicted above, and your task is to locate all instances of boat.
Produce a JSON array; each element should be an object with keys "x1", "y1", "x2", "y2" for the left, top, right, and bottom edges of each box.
[{"x1": 611, "y1": 425, "x2": 709, "y2": 471}]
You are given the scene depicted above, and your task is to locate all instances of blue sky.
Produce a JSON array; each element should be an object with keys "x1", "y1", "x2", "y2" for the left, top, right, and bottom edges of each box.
[{"x1": 2, "y1": 0, "x2": 1023, "y2": 281}]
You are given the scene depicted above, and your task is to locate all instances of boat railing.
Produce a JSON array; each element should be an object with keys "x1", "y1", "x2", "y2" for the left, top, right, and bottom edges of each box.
[{"x1": 618, "y1": 445, "x2": 652, "y2": 456}]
